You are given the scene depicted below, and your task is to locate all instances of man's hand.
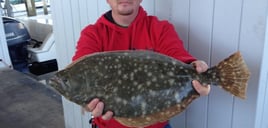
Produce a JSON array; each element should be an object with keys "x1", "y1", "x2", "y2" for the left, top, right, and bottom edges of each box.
[
  {"x1": 191, "y1": 60, "x2": 211, "y2": 96},
  {"x1": 87, "y1": 98, "x2": 113, "y2": 120}
]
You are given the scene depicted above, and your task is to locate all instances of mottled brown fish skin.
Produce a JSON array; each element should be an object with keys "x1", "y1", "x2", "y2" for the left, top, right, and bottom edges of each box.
[
  {"x1": 49, "y1": 50, "x2": 250, "y2": 127},
  {"x1": 50, "y1": 50, "x2": 201, "y2": 116}
]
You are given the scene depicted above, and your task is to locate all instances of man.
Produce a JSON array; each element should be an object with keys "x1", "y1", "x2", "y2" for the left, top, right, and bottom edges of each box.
[{"x1": 72, "y1": 0, "x2": 211, "y2": 127}]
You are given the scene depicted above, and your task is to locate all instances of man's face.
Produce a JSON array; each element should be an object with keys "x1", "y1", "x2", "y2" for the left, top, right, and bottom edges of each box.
[{"x1": 106, "y1": 0, "x2": 143, "y2": 16}]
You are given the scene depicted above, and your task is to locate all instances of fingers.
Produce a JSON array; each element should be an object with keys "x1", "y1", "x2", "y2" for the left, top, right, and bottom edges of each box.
[
  {"x1": 192, "y1": 80, "x2": 211, "y2": 96},
  {"x1": 191, "y1": 60, "x2": 208, "y2": 73},
  {"x1": 87, "y1": 98, "x2": 100, "y2": 112},
  {"x1": 191, "y1": 60, "x2": 210, "y2": 96},
  {"x1": 91, "y1": 101, "x2": 104, "y2": 117},
  {"x1": 86, "y1": 98, "x2": 113, "y2": 120},
  {"x1": 102, "y1": 111, "x2": 113, "y2": 120}
]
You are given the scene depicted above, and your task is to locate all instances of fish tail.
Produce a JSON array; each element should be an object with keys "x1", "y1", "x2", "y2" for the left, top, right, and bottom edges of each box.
[{"x1": 211, "y1": 52, "x2": 250, "y2": 99}]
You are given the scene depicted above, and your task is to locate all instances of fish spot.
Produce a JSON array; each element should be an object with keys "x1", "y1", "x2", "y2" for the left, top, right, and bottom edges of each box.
[
  {"x1": 123, "y1": 99, "x2": 128, "y2": 105},
  {"x1": 96, "y1": 93, "x2": 103, "y2": 97},
  {"x1": 164, "y1": 62, "x2": 168, "y2": 66},
  {"x1": 149, "y1": 90, "x2": 157, "y2": 96},
  {"x1": 94, "y1": 66, "x2": 99, "y2": 71},
  {"x1": 146, "y1": 117, "x2": 152, "y2": 121},
  {"x1": 104, "y1": 75, "x2": 109, "y2": 79},
  {"x1": 115, "y1": 58, "x2": 120, "y2": 62},
  {"x1": 130, "y1": 72, "x2": 135, "y2": 80},
  {"x1": 118, "y1": 80, "x2": 122, "y2": 84},
  {"x1": 144, "y1": 65, "x2": 148, "y2": 69},
  {"x1": 167, "y1": 72, "x2": 174, "y2": 76},
  {"x1": 133, "y1": 81, "x2": 138, "y2": 85},
  {"x1": 153, "y1": 106, "x2": 158, "y2": 110},
  {"x1": 142, "y1": 109, "x2": 147, "y2": 116},
  {"x1": 172, "y1": 60, "x2": 177, "y2": 65},
  {"x1": 152, "y1": 77, "x2": 157, "y2": 82},
  {"x1": 105, "y1": 65, "x2": 108, "y2": 69},
  {"x1": 115, "y1": 97, "x2": 123, "y2": 103},
  {"x1": 165, "y1": 101, "x2": 172, "y2": 107},
  {"x1": 176, "y1": 104, "x2": 181, "y2": 108},
  {"x1": 131, "y1": 95, "x2": 143, "y2": 104},
  {"x1": 141, "y1": 102, "x2": 147, "y2": 108},
  {"x1": 113, "y1": 87, "x2": 118, "y2": 92},
  {"x1": 123, "y1": 74, "x2": 128, "y2": 80},
  {"x1": 126, "y1": 86, "x2": 131, "y2": 90},
  {"x1": 144, "y1": 69, "x2": 148, "y2": 72},
  {"x1": 131, "y1": 96, "x2": 135, "y2": 101},
  {"x1": 134, "y1": 111, "x2": 138, "y2": 116},
  {"x1": 168, "y1": 79, "x2": 175, "y2": 85},
  {"x1": 104, "y1": 95, "x2": 110, "y2": 99},
  {"x1": 117, "y1": 64, "x2": 122, "y2": 68},
  {"x1": 118, "y1": 70, "x2": 122, "y2": 75},
  {"x1": 146, "y1": 81, "x2": 152, "y2": 86},
  {"x1": 147, "y1": 72, "x2": 152, "y2": 77},
  {"x1": 137, "y1": 84, "x2": 143, "y2": 90},
  {"x1": 165, "y1": 111, "x2": 171, "y2": 115},
  {"x1": 174, "y1": 93, "x2": 181, "y2": 103},
  {"x1": 130, "y1": 87, "x2": 135, "y2": 92},
  {"x1": 164, "y1": 90, "x2": 171, "y2": 96}
]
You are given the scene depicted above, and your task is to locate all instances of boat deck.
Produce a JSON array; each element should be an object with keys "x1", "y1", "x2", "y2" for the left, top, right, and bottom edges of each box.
[{"x1": 0, "y1": 68, "x2": 64, "y2": 128}]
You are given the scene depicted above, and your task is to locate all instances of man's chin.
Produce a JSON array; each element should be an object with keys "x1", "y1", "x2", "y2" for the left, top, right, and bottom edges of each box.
[{"x1": 118, "y1": 10, "x2": 134, "y2": 16}]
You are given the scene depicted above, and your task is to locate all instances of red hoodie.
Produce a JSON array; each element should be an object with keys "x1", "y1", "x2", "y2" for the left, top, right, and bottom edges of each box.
[{"x1": 73, "y1": 6, "x2": 196, "y2": 128}]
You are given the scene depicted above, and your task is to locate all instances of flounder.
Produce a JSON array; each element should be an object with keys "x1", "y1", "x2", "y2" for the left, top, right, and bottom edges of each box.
[{"x1": 49, "y1": 50, "x2": 250, "y2": 127}]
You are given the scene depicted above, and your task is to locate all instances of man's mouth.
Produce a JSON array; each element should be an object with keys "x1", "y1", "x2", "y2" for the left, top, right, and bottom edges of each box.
[{"x1": 119, "y1": 1, "x2": 132, "y2": 5}]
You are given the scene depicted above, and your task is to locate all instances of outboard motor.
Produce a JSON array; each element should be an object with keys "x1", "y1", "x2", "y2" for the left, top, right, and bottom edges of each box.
[{"x1": 2, "y1": 16, "x2": 31, "y2": 73}]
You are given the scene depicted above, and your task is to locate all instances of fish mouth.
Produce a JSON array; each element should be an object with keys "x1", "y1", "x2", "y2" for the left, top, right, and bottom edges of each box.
[{"x1": 49, "y1": 76, "x2": 67, "y2": 95}]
